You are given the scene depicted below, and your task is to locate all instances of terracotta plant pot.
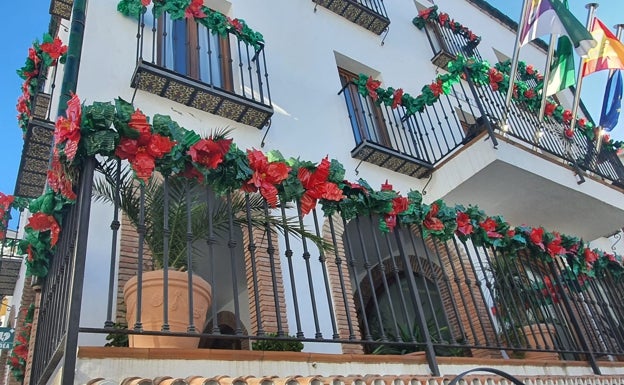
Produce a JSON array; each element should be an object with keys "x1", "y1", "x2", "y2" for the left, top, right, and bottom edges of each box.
[
  {"x1": 521, "y1": 323, "x2": 558, "y2": 360},
  {"x1": 123, "y1": 270, "x2": 212, "y2": 348}
]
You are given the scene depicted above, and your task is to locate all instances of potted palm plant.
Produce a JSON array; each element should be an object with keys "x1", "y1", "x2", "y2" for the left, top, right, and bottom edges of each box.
[{"x1": 93, "y1": 121, "x2": 323, "y2": 348}]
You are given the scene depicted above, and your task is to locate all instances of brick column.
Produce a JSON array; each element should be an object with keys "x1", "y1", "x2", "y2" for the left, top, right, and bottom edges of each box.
[
  {"x1": 322, "y1": 215, "x2": 363, "y2": 354},
  {"x1": 5, "y1": 279, "x2": 37, "y2": 385},
  {"x1": 242, "y1": 225, "x2": 288, "y2": 336}
]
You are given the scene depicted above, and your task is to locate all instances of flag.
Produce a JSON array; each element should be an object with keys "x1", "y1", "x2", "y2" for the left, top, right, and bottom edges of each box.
[
  {"x1": 520, "y1": 0, "x2": 596, "y2": 57},
  {"x1": 599, "y1": 70, "x2": 623, "y2": 131},
  {"x1": 582, "y1": 18, "x2": 624, "y2": 77},
  {"x1": 545, "y1": 0, "x2": 576, "y2": 96}
]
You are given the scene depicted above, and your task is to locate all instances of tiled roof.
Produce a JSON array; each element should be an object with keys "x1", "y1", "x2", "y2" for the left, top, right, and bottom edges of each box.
[{"x1": 86, "y1": 374, "x2": 624, "y2": 385}]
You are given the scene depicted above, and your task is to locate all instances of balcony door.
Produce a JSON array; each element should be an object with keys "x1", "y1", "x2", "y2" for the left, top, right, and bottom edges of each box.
[
  {"x1": 338, "y1": 67, "x2": 391, "y2": 148},
  {"x1": 158, "y1": 16, "x2": 234, "y2": 91}
]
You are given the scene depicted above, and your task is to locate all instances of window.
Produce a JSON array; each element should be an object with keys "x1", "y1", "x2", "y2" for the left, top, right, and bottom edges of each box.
[
  {"x1": 338, "y1": 67, "x2": 390, "y2": 147},
  {"x1": 158, "y1": 16, "x2": 233, "y2": 91}
]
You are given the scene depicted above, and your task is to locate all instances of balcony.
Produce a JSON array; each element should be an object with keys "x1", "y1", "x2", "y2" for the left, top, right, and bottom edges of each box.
[
  {"x1": 313, "y1": 0, "x2": 390, "y2": 35},
  {"x1": 413, "y1": 7, "x2": 482, "y2": 69},
  {"x1": 130, "y1": 12, "x2": 273, "y2": 129},
  {"x1": 0, "y1": 237, "x2": 24, "y2": 297}
]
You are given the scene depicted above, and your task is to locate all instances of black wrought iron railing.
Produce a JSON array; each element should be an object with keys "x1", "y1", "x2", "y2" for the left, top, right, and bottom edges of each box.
[
  {"x1": 422, "y1": 22, "x2": 482, "y2": 67},
  {"x1": 472, "y1": 81, "x2": 624, "y2": 185},
  {"x1": 130, "y1": 10, "x2": 273, "y2": 128},
  {"x1": 312, "y1": 0, "x2": 390, "y2": 35}
]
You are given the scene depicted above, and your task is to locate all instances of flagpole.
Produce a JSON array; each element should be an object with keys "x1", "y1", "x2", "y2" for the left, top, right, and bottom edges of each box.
[
  {"x1": 569, "y1": 3, "x2": 598, "y2": 137},
  {"x1": 504, "y1": 0, "x2": 530, "y2": 122},
  {"x1": 537, "y1": 34, "x2": 558, "y2": 124}
]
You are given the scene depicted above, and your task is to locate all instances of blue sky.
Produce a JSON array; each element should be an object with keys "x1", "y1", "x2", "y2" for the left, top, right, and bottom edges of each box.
[{"x1": 1, "y1": 1, "x2": 623, "y2": 231}]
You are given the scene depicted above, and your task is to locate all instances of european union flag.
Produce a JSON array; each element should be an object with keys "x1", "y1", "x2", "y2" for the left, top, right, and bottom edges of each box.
[{"x1": 599, "y1": 70, "x2": 623, "y2": 132}]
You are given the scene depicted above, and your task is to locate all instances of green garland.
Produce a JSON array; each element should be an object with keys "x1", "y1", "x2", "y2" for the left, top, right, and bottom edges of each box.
[
  {"x1": 353, "y1": 55, "x2": 623, "y2": 153},
  {"x1": 413, "y1": 5, "x2": 481, "y2": 46},
  {"x1": 10, "y1": 93, "x2": 624, "y2": 287},
  {"x1": 117, "y1": 0, "x2": 264, "y2": 50}
]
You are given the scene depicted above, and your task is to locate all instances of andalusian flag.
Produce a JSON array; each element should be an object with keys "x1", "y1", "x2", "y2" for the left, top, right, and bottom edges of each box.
[
  {"x1": 545, "y1": 0, "x2": 576, "y2": 96},
  {"x1": 520, "y1": 0, "x2": 596, "y2": 56},
  {"x1": 599, "y1": 70, "x2": 623, "y2": 132},
  {"x1": 582, "y1": 18, "x2": 624, "y2": 77}
]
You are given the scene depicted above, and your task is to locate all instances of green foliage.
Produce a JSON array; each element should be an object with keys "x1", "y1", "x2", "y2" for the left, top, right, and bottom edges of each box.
[
  {"x1": 251, "y1": 333, "x2": 304, "y2": 352},
  {"x1": 105, "y1": 323, "x2": 130, "y2": 347}
]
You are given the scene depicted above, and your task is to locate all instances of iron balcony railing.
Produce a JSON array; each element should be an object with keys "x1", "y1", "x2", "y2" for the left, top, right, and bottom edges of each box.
[
  {"x1": 312, "y1": 0, "x2": 390, "y2": 35},
  {"x1": 130, "y1": 10, "x2": 273, "y2": 128},
  {"x1": 422, "y1": 22, "x2": 482, "y2": 67}
]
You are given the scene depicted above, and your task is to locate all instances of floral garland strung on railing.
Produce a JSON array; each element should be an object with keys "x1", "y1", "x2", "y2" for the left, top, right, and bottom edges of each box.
[
  {"x1": 117, "y1": 0, "x2": 264, "y2": 50},
  {"x1": 16, "y1": 33, "x2": 68, "y2": 135},
  {"x1": 9, "y1": 94, "x2": 624, "y2": 289},
  {"x1": 413, "y1": 5, "x2": 481, "y2": 46},
  {"x1": 8, "y1": 303, "x2": 35, "y2": 383},
  {"x1": 495, "y1": 59, "x2": 544, "y2": 85},
  {"x1": 0, "y1": 193, "x2": 29, "y2": 241},
  {"x1": 352, "y1": 55, "x2": 624, "y2": 154}
]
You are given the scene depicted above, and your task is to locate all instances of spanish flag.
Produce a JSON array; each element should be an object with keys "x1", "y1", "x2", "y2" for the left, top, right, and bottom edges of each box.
[{"x1": 582, "y1": 17, "x2": 624, "y2": 77}]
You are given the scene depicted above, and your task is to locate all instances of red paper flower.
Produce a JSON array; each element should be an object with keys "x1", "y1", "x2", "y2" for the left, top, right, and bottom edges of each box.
[
  {"x1": 418, "y1": 7, "x2": 434, "y2": 19},
  {"x1": 525, "y1": 65, "x2": 535, "y2": 75},
  {"x1": 507, "y1": 229, "x2": 515, "y2": 237},
  {"x1": 479, "y1": 217, "x2": 502, "y2": 238},
  {"x1": 584, "y1": 248, "x2": 599, "y2": 265},
  {"x1": 438, "y1": 12, "x2": 449, "y2": 25},
  {"x1": 40, "y1": 37, "x2": 68, "y2": 61},
  {"x1": 488, "y1": 68, "x2": 503, "y2": 91},
  {"x1": 27, "y1": 212, "x2": 61, "y2": 247},
  {"x1": 529, "y1": 227, "x2": 545, "y2": 251},
  {"x1": 381, "y1": 180, "x2": 393, "y2": 191},
  {"x1": 298, "y1": 157, "x2": 344, "y2": 215},
  {"x1": 28, "y1": 47, "x2": 40, "y2": 68},
  {"x1": 185, "y1": 0, "x2": 206, "y2": 18},
  {"x1": 391, "y1": 88, "x2": 404, "y2": 109},
  {"x1": 545, "y1": 102, "x2": 556, "y2": 116},
  {"x1": 228, "y1": 17, "x2": 243, "y2": 33},
  {"x1": 141, "y1": 0, "x2": 151, "y2": 5},
  {"x1": 423, "y1": 203, "x2": 444, "y2": 231},
  {"x1": 54, "y1": 93, "x2": 82, "y2": 161},
  {"x1": 564, "y1": 128, "x2": 575, "y2": 139},
  {"x1": 366, "y1": 76, "x2": 381, "y2": 101},
  {"x1": 188, "y1": 137, "x2": 232, "y2": 170},
  {"x1": 243, "y1": 149, "x2": 291, "y2": 207},
  {"x1": 546, "y1": 232, "x2": 566, "y2": 257},
  {"x1": 384, "y1": 195, "x2": 409, "y2": 231},
  {"x1": 578, "y1": 118, "x2": 587, "y2": 128},
  {"x1": 603, "y1": 133, "x2": 611, "y2": 143},
  {"x1": 429, "y1": 80, "x2": 444, "y2": 97},
  {"x1": 133, "y1": 151, "x2": 156, "y2": 181},
  {"x1": 180, "y1": 164, "x2": 204, "y2": 182},
  {"x1": 456, "y1": 211, "x2": 473, "y2": 236},
  {"x1": 524, "y1": 89, "x2": 535, "y2": 99},
  {"x1": 47, "y1": 150, "x2": 77, "y2": 200},
  {"x1": 563, "y1": 109, "x2": 573, "y2": 122}
]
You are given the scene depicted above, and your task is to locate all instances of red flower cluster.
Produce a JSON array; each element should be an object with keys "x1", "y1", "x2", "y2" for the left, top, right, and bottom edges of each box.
[
  {"x1": 544, "y1": 102, "x2": 556, "y2": 116},
  {"x1": 228, "y1": 17, "x2": 243, "y2": 33},
  {"x1": 243, "y1": 149, "x2": 291, "y2": 207},
  {"x1": 564, "y1": 128, "x2": 575, "y2": 140},
  {"x1": 188, "y1": 136, "x2": 232, "y2": 170},
  {"x1": 529, "y1": 227, "x2": 545, "y2": 250},
  {"x1": 423, "y1": 203, "x2": 444, "y2": 231},
  {"x1": 562, "y1": 109, "x2": 573, "y2": 122},
  {"x1": 525, "y1": 65, "x2": 535, "y2": 75},
  {"x1": 27, "y1": 212, "x2": 61, "y2": 247},
  {"x1": 488, "y1": 68, "x2": 503, "y2": 91},
  {"x1": 546, "y1": 232, "x2": 566, "y2": 258},
  {"x1": 48, "y1": 150, "x2": 77, "y2": 200},
  {"x1": 455, "y1": 211, "x2": 473, "y2": 236},
  {"x1": 479, "y1": 217, "x2": 502, "y2": 238},
  {"x1": 54, "y1": 93, "x2": 82, "y2": 161},
  {"x1": 298, "y1": 157, "x2": 344, "y2": 215},
  {"x1": 524, "y1": 89, "x2": 535, "y2": 99},
  {"x1": 380, "y1": 181, "x2": 409, "y2": 231},
  {"x1": 366, "y1": 76, "x2": 381, "y2": 101},
  {"x1": 115, "y1": 110, "x2": 176, "y2": 182},
  {"x1": 392, "y1": 88, "x2": 404, "y2": 109},
  {"x1": 0, "y1": 192, "x2": 15, "y2": 240},
  {"x1": 429, "y1": 79, "x2": 444, "y2": 97},
  {"x1": 185, "y1": 0, "x2": 206, "y2": 19},
  {"x1": 40, "y1": 37, "x2": 68, "y2": 62}
]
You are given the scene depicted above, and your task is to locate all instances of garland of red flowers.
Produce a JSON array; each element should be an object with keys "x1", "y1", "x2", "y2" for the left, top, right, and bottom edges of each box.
[
  {"x1": 16, "y1": 33, "x2": 68, "y2": 135},
  {"x1": 117, "y1": 0, "x2": 264, "y2": 50},
  {"x1": 9, "y1": 95, "x2": 624, "y2": 290},
  {"x1": 352, "y1": 55, "x2": 624, "y2": 153},
  {"x1": 413, "y1": 5, "x2": 481, "y2": 46},
  {"x1": 0, "y1": 193, "x2": 29, "y2": 241},
  {"x1": 8, "y1": 304, "x2": 35, "y2": 383}
]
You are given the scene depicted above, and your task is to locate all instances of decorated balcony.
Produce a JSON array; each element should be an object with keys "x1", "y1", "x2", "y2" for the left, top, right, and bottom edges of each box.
[
  {"x1": 121, "y1": 2, "x2": 273, "y2": 129},
  {"x1": 313, "y1": 0, "x2": 390, "y2": 35},
  {"x1": 11, "y1": 94, "x2": 624, "y2": 385},
  {"x1": 413, "y1": 6, "x2": 482, "y2": 69},
  {"x1": 14, "y1": 34, "x2": 67, "y2": 199}
]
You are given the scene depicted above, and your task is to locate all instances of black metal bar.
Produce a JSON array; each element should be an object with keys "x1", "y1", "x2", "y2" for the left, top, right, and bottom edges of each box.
[
  {"x1": 245, "y1": 193, "x2": 264, "y2": 336},
  {"x1": 264, "y1": 201, "x2": 284, "y2": 336},
  {"x1": 297, "y1": 201, "x2": 322, "y2": 339},
  {"x1": 226, "y1": 193, "x2": 242, "y2": 335},
  {"x1": 161, "y1": 176, "x2": 170, "y2": 331},
  {"x1": 104, "y1": 159, "x2": 121, "y2": 328},
  {"x1": 280, "y1": 204, "x2": 303, "y2": 337},
  {"x1": 329, "y1": 215, "x2": 356, "y2": 340},
  {"x1": 206, "y1": 186, "x2": 219, "y2": 334}
]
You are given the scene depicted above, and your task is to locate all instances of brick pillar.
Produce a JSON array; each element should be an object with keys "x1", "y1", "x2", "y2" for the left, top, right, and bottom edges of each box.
[
  {"x1": 117, "y1": 214, "x2": 153, "y2": 324},
  {"x1": 322, "y1": 215, "x2": 363, "y2": 354},
  {"x1": 242, "y1": 225, "x2": 288, "y2": 336},
  {"x1": 4, "y1": 279, "x2": 37, "y2": 385},
  {"x1": 424, "y1": 235, "x2": 499, "y2": 359},
  {"x1": 22, "y1": 292, "x2": 40, "y2": 385}
]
